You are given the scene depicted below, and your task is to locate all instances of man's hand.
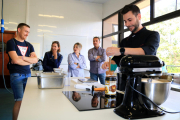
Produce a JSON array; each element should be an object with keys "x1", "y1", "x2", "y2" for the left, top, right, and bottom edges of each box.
[
  {"x1": 8, "y1": 51, "x2": 32, "y2": 65},
  {"x1": 101, "y1": 62, "x2": 109, "y2": 70},
  {"x1": 30, "y1": 54, "x2": 35, "y2": 57},
  {"x1": 106, "y1": 47, "x2": 120, "y2": 56},
  {"x1": 95, "y1": 56, "x2": 101, "y2": 61},
  {"x1": 23, "y1": 52, "x2": 38, "y2": 64}
]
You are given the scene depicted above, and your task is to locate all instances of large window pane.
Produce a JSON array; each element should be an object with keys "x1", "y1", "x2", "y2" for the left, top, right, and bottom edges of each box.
[
  {"x1": 135, "y1": 0, "x2": 150, "y2": 24},
  {"x1": 178, "y1": 0, "x2": 180, "y2": 10},
  {"x1": 103, "y1": 34, "x2": 118, "y2": 50},
  {"x1": 103, "y1": 14, "x2": 118, "y2": 36},
  {"x1": 155, "y1": 0, "x2": 176, "y2": 18},
  {"x1": 146, "y1": 17, "x2": 180, "y2": 73}
]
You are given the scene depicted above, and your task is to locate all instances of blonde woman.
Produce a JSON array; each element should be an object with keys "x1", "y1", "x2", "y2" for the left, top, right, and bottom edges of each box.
[{"x1": 68, "y1": 42, "x2": 86, "y2": 77}]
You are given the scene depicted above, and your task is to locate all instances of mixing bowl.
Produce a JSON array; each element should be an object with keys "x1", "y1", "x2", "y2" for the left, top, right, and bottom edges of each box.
[{"x1": 141, "y1": 78, "x2": 171, "y2": 110}]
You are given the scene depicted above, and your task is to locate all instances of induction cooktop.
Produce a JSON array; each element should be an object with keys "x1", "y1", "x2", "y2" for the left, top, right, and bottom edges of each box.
[{"x1": 62, "y1": 91, "x2": 121, "y2": 111}]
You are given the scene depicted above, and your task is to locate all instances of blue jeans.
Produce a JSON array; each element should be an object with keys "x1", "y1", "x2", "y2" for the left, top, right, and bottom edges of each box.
[
  {"x1": 90, "y1": 72, "x2": 106, "y2": 85},
  {"x1": 10, "y1": 73, "x2": 31, "y2": 101}
]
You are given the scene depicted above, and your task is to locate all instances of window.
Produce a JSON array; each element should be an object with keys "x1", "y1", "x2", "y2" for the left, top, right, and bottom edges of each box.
[
  {"x1": 147, "y1": 17, "x2": 180, "y2": 73},
  {"x1": 155, "y1": 0, "x2": 177, "y2": 17},
  {"x1": 103, "y1": 34, "x2": 118, "y2": 50},
  {"x1": 135, "y1": 0, "x2": 150, "y2": 24},
  {"x1": 102, "y1": 0, "x2": 180, "y2": 73},
  {"x1": 103, "y1": 14, "x2": 118, "y2": 36},
  {"x1": 178, "y1": 0, "x2": 180, "y2": 10}
]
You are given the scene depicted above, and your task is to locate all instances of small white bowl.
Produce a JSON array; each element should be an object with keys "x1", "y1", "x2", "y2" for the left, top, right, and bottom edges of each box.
[{"x1": 53, "y1": 68, "x2": 63, "y2": 73}]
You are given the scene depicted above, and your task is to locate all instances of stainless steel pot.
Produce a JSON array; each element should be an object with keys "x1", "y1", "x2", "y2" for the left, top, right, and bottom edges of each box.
[
  {"x1": 141, "y1": 78, "x2": 171, "y2": 110},
  {"x1": 37, "y1": 73, "x2": 66, "y2": 89}
]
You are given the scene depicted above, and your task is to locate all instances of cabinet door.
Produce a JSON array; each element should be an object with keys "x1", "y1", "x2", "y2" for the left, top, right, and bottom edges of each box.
[{"x1": 0, "y1": 31, "x2": 16, "y2": 75}]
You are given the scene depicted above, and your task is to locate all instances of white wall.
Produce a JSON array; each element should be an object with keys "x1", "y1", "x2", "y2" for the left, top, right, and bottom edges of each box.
[
  {"x1": 28, "y1": 0, "x2": 102, "y2": 60},
  {"x1": 1, "y1": 0, "x2": 136, "y2": 76},
  {"x1": 2, "y1": 0, "x2": 26, "y2": 30},
  {"x1": 1, "y1": 0, "x2": 103, "y2": 73},
  {"x1": 102, "y1": 0, "x2": 135, "y2": 19}
]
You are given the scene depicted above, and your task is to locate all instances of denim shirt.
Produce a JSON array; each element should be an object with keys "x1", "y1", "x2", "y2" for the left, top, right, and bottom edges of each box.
[
  {"x1": 68, "y1": 52, "x2": 86, "y2": 77},
  {"x1": 88, "y1": 47, "x2": 106, "y2": 74}
]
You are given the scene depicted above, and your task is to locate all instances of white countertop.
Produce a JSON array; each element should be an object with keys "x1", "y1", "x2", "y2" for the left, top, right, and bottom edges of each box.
[
  {"x1": 18, "y1": 77, "x2": 180, "y2": 120},
  {"x1": 30, "y1": 70, "x2": 43, "y2": 77}
]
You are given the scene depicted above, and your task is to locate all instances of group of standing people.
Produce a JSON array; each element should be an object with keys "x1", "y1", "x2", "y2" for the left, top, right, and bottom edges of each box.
[
  {"x1": 42, "y1": 36, "x2": 106, "y2": 85},
  {"x1": 5, "y1": 23, "x2": 106, "y2": 120},
  {"x1": 6, "y1": 4, "x2": 160, "y2": 120}
]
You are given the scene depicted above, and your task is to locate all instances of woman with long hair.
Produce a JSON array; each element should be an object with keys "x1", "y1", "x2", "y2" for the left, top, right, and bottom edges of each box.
[{"x1": 43, "y1": 41, "x2": 63, "y2": 72}]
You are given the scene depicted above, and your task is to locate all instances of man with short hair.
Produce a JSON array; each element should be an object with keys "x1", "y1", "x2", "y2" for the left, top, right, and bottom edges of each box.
[
  {"x1": 6, "y1": 23, "x2": 38, "y2": 120},
  {"x1": 88, "y1": 37, "x2": 106, "y2": 85},
  {"x1": 102, "y1": 4, "x2": 160, "y2": 69}
]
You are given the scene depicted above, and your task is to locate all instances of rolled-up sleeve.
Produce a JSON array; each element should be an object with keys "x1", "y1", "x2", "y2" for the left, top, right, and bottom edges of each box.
[
  {"x1": 88, "y1": 49, "x2": 96, "y2": 61},
  {"x1": 79, "y1": 56, "x2": 86, "y2": 69},
  {"x1": 68, "y1": 54, "x2": 77, "y2": 70},
  {"x1": 141, "y1": 31, "x2": 160, "y2": 55}
]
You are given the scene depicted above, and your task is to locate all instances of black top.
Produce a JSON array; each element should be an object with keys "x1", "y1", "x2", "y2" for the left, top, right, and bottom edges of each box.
[
  {"x1": 43, "y1": 51, "x2": 63, "y2": 72},
  {"x1": 112, "y1": 27, "x2": 160, "y2": 66},
  {"x1": 6, "y1": 38, "x2": 34, "y2": 74}
]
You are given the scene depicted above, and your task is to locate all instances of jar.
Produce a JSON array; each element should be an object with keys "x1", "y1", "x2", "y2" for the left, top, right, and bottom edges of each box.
[
  {"x1": 105, "y1": 76, "x2": 117, "y2": 96},
  {"x1": 104, "y1": 95, "x2": 116, "y2": 108}
]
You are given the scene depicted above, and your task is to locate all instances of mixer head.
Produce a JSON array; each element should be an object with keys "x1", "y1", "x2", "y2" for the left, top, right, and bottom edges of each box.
[{"x1": 119, "y1": 55, "x2": 164, "y2": 76}]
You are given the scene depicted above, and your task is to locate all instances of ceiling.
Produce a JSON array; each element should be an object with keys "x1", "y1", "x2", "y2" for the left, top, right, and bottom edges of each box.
[{"x1": 74, "y1": 0, "x2": 109, "y2": 4}]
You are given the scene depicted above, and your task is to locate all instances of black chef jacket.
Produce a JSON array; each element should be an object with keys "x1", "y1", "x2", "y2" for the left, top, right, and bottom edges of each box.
[{"x1": 112, "y1": 27, "x2": 160, "y2": 66}]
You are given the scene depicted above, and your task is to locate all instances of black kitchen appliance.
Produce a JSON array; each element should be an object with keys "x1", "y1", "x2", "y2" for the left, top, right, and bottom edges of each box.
[{"x1": 114, "y1": 55, "x2": 164, "y2": 119}]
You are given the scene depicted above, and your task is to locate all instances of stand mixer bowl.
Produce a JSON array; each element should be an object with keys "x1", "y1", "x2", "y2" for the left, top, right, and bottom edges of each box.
[{"x1": 141, "y1": 78, "x2": 171, "y2": 110}]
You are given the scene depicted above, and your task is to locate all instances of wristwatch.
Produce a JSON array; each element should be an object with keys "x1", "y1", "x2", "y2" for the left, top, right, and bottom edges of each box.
[{"x1": 120, "y1": 47, "x2": 125, "y2": 56}]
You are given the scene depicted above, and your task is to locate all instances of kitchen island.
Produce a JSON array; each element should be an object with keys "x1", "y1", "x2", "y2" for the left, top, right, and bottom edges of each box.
[{"x1": 18, "y1": 77, "x2": 180, "y2": 120}]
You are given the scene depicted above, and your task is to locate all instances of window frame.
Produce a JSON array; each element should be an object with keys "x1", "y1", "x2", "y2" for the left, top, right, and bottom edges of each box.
[{"x1": 102, "y1": 0, "x2": 180, "y2": 47}]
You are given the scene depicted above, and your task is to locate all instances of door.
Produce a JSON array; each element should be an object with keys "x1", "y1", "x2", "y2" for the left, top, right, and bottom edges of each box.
[{"x1": 0, "y1": 30, "x2": 16, "y2": 88}]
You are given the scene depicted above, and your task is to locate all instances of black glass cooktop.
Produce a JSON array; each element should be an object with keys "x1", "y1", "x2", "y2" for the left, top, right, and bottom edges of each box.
[{"x1": 62, "y1": 91, "x2": 122, "y2": 111}]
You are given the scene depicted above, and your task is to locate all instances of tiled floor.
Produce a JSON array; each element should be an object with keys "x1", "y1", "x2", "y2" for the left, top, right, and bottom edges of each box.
[{"x1": 0, "y1": 88, "x2": 14, "y2": 120}]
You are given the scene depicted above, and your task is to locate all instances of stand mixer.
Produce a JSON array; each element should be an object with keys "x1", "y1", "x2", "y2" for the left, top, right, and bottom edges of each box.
[{"x1": 114, "y1": 55, "x2": 171, "y2": 119}]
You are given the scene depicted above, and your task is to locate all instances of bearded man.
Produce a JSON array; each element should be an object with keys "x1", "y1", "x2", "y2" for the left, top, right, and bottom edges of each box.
[{"x1": 102, "y1": 4, "x2": 160, "y2": 69}]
